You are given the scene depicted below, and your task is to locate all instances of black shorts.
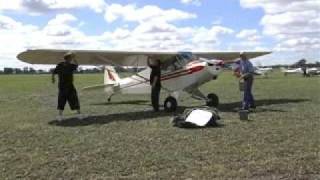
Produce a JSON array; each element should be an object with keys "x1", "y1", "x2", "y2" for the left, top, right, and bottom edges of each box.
[{"x1": 58, "y1": 86, "x2": 80, "y2": 110}]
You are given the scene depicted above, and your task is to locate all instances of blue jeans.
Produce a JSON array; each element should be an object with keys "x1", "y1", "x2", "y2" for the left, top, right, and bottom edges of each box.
[{"x1": 243, "y1": 77, "x2": 255, "y2": 109}]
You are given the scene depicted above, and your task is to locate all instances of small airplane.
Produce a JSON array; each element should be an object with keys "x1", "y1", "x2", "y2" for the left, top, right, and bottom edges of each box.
[
  {"x1": 17, "y1": 49, "x2": 270, "y2": 111},
  {"x1": 281, "y1": 67, "x2": 303, "y2": 76},
  {"x1": 253, "y1": 67, "x2": 273, "y2": 77},
  {"x1": 306, "y1": 67, "x2": 320, "y2": 76},
  {"x1": 280, "y1": 67, "x2": 320, "y2": 76}
]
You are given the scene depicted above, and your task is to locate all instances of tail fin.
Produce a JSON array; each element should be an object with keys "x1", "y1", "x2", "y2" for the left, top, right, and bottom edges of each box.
[
  {"x1": 104, "y1": 66, "x2": 120, "y2": 85},
  {"x1": 82, "y1": 66, "x2": 120, "y2": 94}
]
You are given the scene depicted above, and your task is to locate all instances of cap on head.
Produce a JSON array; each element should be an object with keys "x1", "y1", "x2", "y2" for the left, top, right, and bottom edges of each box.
[
  {"x1": 239, "y1": 51, "x2": 247, "y2": 59},
  {"x1": 64, "y1": 51, "x2": 74, "y2": 60}
]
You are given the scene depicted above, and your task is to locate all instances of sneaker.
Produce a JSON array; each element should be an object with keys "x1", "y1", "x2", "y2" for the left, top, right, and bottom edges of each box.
[
  {"x1": 77, "y1": 114, "x2": 88, "y2": 120},
  {"x1": 56, "y1": 115, "x2": 63, "y2": 122},
  {"x1": 240, "y1": 107, "x2": 249, "y2": 111}
]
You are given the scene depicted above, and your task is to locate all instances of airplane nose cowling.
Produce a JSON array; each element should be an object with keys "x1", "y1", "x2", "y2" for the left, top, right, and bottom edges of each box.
[{"x1": 206, "y1": 59, "x2": 224, "y2": 76}]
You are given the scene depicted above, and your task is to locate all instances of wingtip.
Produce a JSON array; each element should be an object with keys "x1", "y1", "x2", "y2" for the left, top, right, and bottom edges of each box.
[
  {"x1": 16, "y1": 49, "x2": 35, "y2": 64},
  {"x1": 16, "y1": 50, "x2": 27, "y2": 61}
]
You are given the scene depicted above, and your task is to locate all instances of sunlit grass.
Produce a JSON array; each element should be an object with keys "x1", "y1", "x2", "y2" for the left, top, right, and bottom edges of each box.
[{"x1": 0, "y1": 71, "x2": 319, "y2": 179}]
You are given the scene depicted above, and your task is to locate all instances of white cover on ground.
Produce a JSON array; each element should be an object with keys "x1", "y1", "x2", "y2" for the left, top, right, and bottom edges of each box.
[{"x1": 185, "y1": 110, "x2": 213, "y2": 126}]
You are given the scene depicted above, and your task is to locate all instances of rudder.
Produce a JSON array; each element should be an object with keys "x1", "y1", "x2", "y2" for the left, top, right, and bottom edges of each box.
[{"x1": 104, "y1": 66, "x2": 120, "y2": 85}]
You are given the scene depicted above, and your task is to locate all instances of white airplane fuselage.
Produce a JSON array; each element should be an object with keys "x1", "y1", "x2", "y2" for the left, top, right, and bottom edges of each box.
[
  {"x1": 254, "y1": 67, "x2": 273, "y2": 77},
  {"x1": 104, "y1": 59, "x2": 224, "y2": 96}
]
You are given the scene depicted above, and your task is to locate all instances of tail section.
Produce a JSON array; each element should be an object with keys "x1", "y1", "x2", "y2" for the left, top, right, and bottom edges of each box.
[
  {"x1": 104, "y1": 66, "x2": 121, "y2": 85},
  {"x1": 82, "y1": 66, "x2": 121, "y2": 94}
]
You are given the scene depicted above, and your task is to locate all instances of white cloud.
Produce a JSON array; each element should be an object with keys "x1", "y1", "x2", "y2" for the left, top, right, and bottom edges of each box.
[
  {"x1": 0, "y1": 13, "x2": 106, "y2": 69},
  {"x1": 0, "y1": 3, "x2": 237, "y2": 68},
  {"x1": 0, "y1": 0, "x2": 21, "y2": 11},
  {"x1": 192, "y1": 26, "x2": 234, "y2": 45},
  {"x1": 0, "y1": 15, "x2": 23, "y2": 29},
  {"x1": 0, "y1": 0, "x2": 107, "y2": 14},
  {"x1": 240, "y1": 0, "x2": 320, "y2": 51},
  {"x1": 181, "y1": 0, "x2": 202, "y2": 6},
  {"x1": 236, "y1": 29, "x2": 262, "y2": 41},
  {"x1": 0, "y1": 15, "x2": 39, "y2": 68},
  {"x1": 104, "y1": 4, "x2": 197, "y2": 23},
  {"x1": 98, "y1": 21, "x2": 234, "y2": 51}
]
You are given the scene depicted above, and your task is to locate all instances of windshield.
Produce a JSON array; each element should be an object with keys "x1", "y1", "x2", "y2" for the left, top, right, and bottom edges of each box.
[
  {"x1": 162, "y1": 52, "x2": 195, "y2": 71},
  {"x1": 176, "y1": 52, "x2": 194, "y2": 62}
]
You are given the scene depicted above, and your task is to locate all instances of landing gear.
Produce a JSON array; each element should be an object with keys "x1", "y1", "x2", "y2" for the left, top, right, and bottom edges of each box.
[
  {"x1": 164, "y1": 96, "x2": 177, "y2": 112},
  {"x1": 206, "y1": 93, "x2": 219, "y2": 107}
]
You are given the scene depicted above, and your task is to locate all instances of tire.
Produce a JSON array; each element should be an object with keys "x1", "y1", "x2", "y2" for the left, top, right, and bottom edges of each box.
[
  {"x1": 164, "y1": 96, "x2": 178, "y2": 112},
  {"x1": 206, "y1": 93, "x2": 219, "y2": 107}
]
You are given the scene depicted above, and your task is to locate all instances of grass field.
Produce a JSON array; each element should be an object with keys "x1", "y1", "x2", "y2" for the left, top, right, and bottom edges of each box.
[{"x1": 0, "y1": 71, "x2": 319, "y2": 179}]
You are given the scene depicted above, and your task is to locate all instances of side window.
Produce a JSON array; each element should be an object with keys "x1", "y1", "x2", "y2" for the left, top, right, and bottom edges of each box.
[
  {"x1": 161, "y1": 56, "x2": 181, "y2": 72},
  {"x1": 174, "y1": 55, "x2": 184, "y2": 69},
  {"x1": 161, "y1": 53, "x2": 193, "y2": 72}
]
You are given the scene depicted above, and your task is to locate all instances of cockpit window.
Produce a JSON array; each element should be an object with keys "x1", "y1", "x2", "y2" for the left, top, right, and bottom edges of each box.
[
  {"x1": 177, "y1": 52, "x2": 193, "y2": 62},
  {"x1": 162, "y1": 52, "x2": 195, "y2": 71}
]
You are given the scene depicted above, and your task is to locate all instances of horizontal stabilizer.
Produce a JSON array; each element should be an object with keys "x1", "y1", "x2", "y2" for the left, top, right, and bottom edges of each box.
[{"x1": 82, "y1": 84, "x2": 114, "y2": 91}]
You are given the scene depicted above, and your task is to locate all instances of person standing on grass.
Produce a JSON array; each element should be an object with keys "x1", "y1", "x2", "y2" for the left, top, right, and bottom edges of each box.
[
  {"x1": 52, "y1": 51, "x2": 82, "y2": 121},
  {"x1": 148, "y1": 58, "x2": 161, "y2": 112},
  {"x1": 239, "y1": 52, "x2": 255, "y2": 110}
]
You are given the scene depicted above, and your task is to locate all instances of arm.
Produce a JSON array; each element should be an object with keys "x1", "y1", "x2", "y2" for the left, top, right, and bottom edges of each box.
[
  {"x1": 52, "y1": 65, "x2": 58, "y2": 84},
  {"x1": 52, "y1": 72, "x2": 56, "y2": 84},
  {"x1": 72, "y1": 58, "x2": 78, "y2": 65},
  {"x1": 71, "y1": 58, "x2": 79, "y2": 71},
  {"x1": 147, "y1": 57, "x2": 152, "y2": 67},
  {"x1": 152, "y1": 76, "x2": 158, "y2": 87}
]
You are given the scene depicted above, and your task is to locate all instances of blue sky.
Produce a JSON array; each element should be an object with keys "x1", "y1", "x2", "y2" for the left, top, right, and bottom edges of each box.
[{"x1": 0, "y1": 0, "x2": 319, "y2": 69}]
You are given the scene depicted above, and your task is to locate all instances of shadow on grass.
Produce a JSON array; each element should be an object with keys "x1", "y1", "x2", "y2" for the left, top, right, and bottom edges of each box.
[
  {"x1": 91, "y1": 100, "x2": 150, "y2": 106},
  {"x1": 49, "y1": 98, "x2": 309, "y2": 127},
  {"x1": 218, "y1": 98, "x2": 310, "y2": 112},
  {"x1": 49, "y1": 110, "x2": 172, "y2": 127}
]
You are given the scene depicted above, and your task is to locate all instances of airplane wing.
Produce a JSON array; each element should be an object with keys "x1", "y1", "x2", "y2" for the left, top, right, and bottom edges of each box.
[
  {"x1": 192, "y1": 52, "x2": 271, "y2": 61},
  {"x1": 17, "y1": 49, "x2": 271, "y2": 66}
]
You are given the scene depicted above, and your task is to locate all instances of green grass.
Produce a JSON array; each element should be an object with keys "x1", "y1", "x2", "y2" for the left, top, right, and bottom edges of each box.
[{"x1": 0, "y1": 71, "x2": 319, "y2": 179}]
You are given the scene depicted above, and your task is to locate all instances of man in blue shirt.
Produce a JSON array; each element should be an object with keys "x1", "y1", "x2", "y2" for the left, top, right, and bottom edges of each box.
[{"x1": 239, "y1": 52, "x2": 255, "y2": 110}]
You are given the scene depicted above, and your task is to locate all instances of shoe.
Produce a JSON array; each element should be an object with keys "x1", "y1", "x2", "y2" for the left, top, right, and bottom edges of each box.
[
  {"x1": 56, "y1": 115, "x2": 63, "y2": 122},
  {"x1": 240, "y1": 107, "x2": 249, "y2": 111},
  {"x1": 77, "y1": 114, "x2": 88, "y2": 120}
]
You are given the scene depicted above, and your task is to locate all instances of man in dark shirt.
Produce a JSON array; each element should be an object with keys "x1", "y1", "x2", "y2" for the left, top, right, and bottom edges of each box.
[
  {"x1": 302, "y1": 65, "x2": 307, "y2": 77},
  {"x1": 52, "y1": 52, "x2": 81, "y2": 121},
  {"x1": 148, "y1": 58, "x2": 161, "y2": 112}
]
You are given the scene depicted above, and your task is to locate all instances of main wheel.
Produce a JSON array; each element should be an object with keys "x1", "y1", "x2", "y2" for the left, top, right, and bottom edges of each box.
[
  {"x1": 206, "y1": 93, "x2": 219, "y2": 107},
  {"x1": 164, "y1": 96, "x2": 178, "y2": 112}
]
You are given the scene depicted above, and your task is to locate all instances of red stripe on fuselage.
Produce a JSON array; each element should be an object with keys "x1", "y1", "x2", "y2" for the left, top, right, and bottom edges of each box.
[
  {"x1": 161, "y1": 65, "x2": 204, "y2": 81},
  {"x1": 118, "y1": 65, "x2": 205, "y2": 90}
]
